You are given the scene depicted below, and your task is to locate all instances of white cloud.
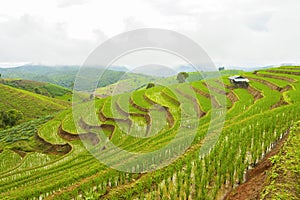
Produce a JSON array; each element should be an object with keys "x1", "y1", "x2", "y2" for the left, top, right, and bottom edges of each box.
[
  {"x1": 0, "y1": 14, "x2": 95, "y2": 65},
  {"x1": 0, "y1": 0, "x2": 299, "y2": 67},
  {"x1": 57, "y1": 0, "x2": 91, "y2": 8}
]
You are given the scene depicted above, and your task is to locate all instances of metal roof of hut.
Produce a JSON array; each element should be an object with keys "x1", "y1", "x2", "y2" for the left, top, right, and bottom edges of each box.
[{"x1": 228, "y1": 75, "x2": 249, "y2": 83}]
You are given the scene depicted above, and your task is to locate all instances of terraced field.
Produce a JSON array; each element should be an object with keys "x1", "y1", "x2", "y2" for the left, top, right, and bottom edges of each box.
[{"x1": 0, "y1": 66, "x2": 299, "y2": 199}]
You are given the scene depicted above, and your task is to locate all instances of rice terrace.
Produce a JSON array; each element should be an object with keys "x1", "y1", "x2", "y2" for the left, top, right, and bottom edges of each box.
[{"x1": 0, "y1": 65, "x2": 299, "y2": 199}]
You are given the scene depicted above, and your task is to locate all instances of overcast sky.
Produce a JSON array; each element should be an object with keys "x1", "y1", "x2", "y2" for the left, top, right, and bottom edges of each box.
[{"x1": 0, "y1": 0, "x2": 300, "y2": 68}]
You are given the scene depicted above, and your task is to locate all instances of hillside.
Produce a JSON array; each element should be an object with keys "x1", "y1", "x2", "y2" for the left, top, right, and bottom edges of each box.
[
  {"x1": 0, "y1": 78, "x2": 72, "y2": 101},
  {"x1": 96, "y1": 73, "x2": 159, "y2": 96},
  {"x1": 0, "y1": 66, "x2": 299, "y2": 199},
  {"x1": 0, "y1": 83, "x2": 70, "y2": 126},
  {"x1": 95, "y1": 69, "x2": 242, "y2": 96},
  {"x1": 0, "y1": 65, "x2": 144, "y2": 90},
  {"x1": 0, "y1": 65, "x2": 78, "y2": 89}
]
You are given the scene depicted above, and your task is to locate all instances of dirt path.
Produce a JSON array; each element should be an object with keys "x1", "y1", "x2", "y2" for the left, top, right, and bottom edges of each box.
[{"x1": 224, "y1": 133, "x2": 289, "y2": 200}]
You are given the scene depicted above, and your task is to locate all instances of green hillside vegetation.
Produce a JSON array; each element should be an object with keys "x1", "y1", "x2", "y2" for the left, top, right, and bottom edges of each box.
[
  {"x1": 0, "y1": 65, "x2": 79, "y2": 89},
  {"x1": 186, "y1": 69, "x2": 243, "y2": 82},
  {"x1": 0, "y1": 78, "x2": 72, "y2": 101},
  {"x1": 0, "y1": 66, "x2": 299, "y2": 199},
  {"x1": 261, "y1": 121, "x2": 300, "y2": 199},
  {"x1": 0, "y1": 83, "x2": 70, "y2": 128},
  {"x1": 96, "y1": 73, "x2": 158, "y2": 96},
  {"x1": 96, "y1": 70, "x2": 242, "y2": 96},
  {"x1": 0, "y1": 65, "x2": 141, "y2": 90}
]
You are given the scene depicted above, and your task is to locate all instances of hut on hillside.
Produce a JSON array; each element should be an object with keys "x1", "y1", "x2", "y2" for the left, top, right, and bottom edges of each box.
[{"x1": 228, "y1": 75, "x2": 249, "y2": 88}]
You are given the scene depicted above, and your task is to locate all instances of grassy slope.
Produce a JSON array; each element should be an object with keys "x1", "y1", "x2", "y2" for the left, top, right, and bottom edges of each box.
[
  {"x1": 0, "y1": 78, "x2": 72, "y2": 101},
  {"x1": 261, "y1": 121, "x2": 300, "y2": 200},
  {"x1": 0, "y1": 83, "x2": 70, "y2": 122}
]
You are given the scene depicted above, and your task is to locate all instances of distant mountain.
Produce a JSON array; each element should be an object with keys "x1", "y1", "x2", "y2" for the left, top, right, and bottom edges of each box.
[
  {"x1": 225, "y1": 66, "x2": 271, "y2": 72},
  {"x1": 109, "y1": 65, "x2": 129, "y2": 72},
  {"x1": 278, "y1": 63, "x2": 300, "y2": 67},
  {"x1": 0, "y1": 64, "x2": 166, "y2": 93},
  {"x1": 173, "y1": 65, "x2": 228, "y2": 73},
  {"x1": 128, "y1": 64, "x2": 206, "y2": 77},
  {"x1": 224, "y1": 63, "x2": 300, "y2": 72},
  {"x1": 131, "y1": 65, "x2": 177, "y2": 77},
  {"x1": 0, "y1": 65, "x2": 78, "y2": 89},
  {"x1": 0, "y1": 65, "x2": 130, "y2": 90},
  {"x1": 174, "y1": 65, "x2": 196, "y2": 73}
]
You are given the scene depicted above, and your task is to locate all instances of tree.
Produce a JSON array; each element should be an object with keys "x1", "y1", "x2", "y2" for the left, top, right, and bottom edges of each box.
[
  {"x1": 89, "y1": 93, "x2": 94, "y2": 100},
  {"x1": 146, "y1": 83, "x2": 155, "y2": 89},
  {"x1": 34, "y1": 87, "x2": 41, "y2": 94},
  {"x1": 0, "y1": 109, "x2": 23, "y2": 128},
  {"x1": 176, "y1": 72, "x2": 189, "y2": 83}
]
